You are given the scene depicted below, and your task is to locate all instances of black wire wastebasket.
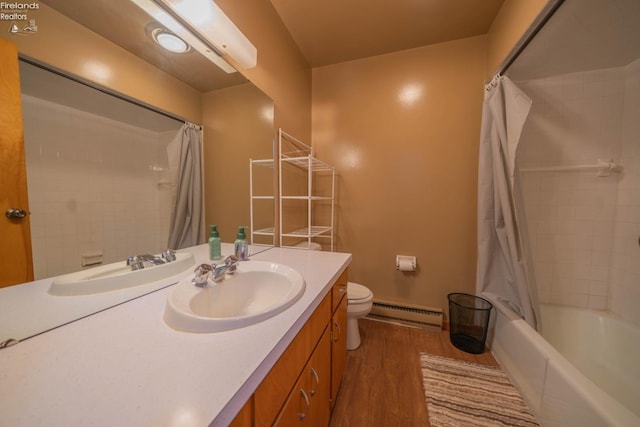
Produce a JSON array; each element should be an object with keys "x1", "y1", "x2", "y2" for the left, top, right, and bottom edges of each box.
[{"x1": 447, "y1": 293, "x2": 493, "y2": 354}]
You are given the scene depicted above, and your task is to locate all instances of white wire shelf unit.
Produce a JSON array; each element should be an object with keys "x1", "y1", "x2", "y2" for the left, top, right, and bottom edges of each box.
[
  {"x1": 278, "y1": 129, "x2": 335, "y2": 251},
  {"x1": 249, "y1": 158, "x2": 276, "y2": 247}
]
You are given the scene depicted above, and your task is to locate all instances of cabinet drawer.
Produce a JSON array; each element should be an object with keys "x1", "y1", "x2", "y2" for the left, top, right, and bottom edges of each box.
[{"x1": 331, "y1": 269, "x2": 348, "y2": 312}]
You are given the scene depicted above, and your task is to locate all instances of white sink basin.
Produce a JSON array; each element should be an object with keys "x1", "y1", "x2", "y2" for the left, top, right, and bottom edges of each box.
[
  {"x1": 48, "y1": 252, "x2": 196, "y2": 296},
  {"x1": 163, "y1": 261, "x2": 305, "y2": 333}
]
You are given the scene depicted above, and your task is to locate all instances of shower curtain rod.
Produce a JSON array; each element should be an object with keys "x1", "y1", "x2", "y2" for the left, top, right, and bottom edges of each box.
[
  {"x1": 19, "y1": 55, "x2": 203, "y2": 129},
  {"x1": 519, "y1": 160, "x2": 623, "y2": 177},
  {"x1": 489, "y1": 0, "x2": 566, "y2": 82}
]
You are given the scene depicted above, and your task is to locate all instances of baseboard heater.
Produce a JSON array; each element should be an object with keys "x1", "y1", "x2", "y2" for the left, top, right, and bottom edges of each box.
[{"x1": 368, "y1": 299, "x2": 443, "y2": 329}]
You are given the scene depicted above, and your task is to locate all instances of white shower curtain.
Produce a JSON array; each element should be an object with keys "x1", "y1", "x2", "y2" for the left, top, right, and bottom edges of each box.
[
  {"x1": 167, "y1": 123, "x2": 205, "y2": 250},
  {"x1": 476, "y1": 75, "x2": 539, "y2": 329}
]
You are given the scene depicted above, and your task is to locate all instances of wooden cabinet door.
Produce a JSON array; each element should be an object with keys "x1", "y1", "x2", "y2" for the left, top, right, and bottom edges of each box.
[
  {"x1": 330, "y1": 296, "x2": 347, "y2": 408},
  {"x1": 274, "y1": 362, "x2": 311, "y2": 427},
  {"x1": 308, "y1": 328, "x2": 331, "y2": 427},
  {"x1": 0, "y1": 39, "x2": 33, "y2": 287},
  {"x1": 275, "y1": 328, "x2": 331, "y2": 427}
]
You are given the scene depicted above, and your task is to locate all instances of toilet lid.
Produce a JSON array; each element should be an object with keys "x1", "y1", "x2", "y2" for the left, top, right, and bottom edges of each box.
[{"x1": 347, "y1": 282, "x2": 372, "y2": 302}]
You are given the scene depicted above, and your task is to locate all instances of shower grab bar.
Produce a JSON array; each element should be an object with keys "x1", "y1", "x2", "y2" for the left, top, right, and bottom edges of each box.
[{"x1": 519, "y1": 159, "x2": 623, "y2": 177}]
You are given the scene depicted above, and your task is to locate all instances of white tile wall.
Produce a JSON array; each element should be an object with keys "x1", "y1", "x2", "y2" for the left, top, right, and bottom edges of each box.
[
  {"x1": 517, "y1": 59, "x2": 640, "y2": 328},
  {"x1": 22, "y1": 95, "x2": 179, "y2": 279}
]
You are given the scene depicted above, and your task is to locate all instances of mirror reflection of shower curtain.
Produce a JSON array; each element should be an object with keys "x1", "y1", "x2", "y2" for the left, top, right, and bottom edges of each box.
[
  {"x1": 167, "y1": 123, "x2": 206, "y2": 250},
  {"x1": 476, "y1": 75, "x2": 540, "y2": 329}
]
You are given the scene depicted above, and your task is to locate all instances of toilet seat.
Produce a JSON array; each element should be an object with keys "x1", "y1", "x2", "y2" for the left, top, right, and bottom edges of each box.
[{"x1": 347, "y1": 282, "x2": 372, "y2": 303}]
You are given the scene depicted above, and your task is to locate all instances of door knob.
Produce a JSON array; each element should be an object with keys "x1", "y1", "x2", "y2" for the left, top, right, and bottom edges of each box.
[{"x1": 5, "y1": 208, "x2": 27, "y2": 220}]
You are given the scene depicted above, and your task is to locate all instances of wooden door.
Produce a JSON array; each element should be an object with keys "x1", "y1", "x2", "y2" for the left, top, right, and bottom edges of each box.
[{"x1": 0, "y1": 39, "x2": 33, "y2": 287}]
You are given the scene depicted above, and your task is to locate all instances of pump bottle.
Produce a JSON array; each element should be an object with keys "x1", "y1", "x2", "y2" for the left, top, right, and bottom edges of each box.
[
  {"x1": 234, "y1": 226, "x2": 248, "y2": 260},
  {"x1": 209, "y1": 224, "x2": 221, "y2": 261}
]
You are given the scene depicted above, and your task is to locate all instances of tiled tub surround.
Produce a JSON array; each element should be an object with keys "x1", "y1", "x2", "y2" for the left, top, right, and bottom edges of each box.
[
  {"x1": 0, "y1": 245, "x2": 351, "y2": 426},
  {"x1": 488, "y1": 58, "x2": 640, "y2": 427},
  {"x1": 22, "y1": 94, "x2": 180, "y2": 279},
  {"x1": 516, "y1": 57, "x2": 640, "y2": 328}
]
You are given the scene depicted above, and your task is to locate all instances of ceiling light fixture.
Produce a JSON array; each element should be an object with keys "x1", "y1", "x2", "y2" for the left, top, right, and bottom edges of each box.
[
  {"x1": 130, "y1": 0, "x2": 257, "y2": 73},
  {"x1": 152, "y1": 28, "x2": 190, "y2": 53}
]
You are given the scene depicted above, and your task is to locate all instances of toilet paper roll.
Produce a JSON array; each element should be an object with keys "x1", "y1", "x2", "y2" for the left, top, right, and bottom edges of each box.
[
  {"x1": 397, "y1": 259, "x2": 415, "y2": 271},
  {"x1": 396, "y1": 255, "x2": 416, "y2": 271}
]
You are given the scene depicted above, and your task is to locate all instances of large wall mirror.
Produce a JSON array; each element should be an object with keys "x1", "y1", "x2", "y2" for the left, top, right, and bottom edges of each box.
[{"x1": 0, "y1": 0, "x2": 274, "y2": 344}]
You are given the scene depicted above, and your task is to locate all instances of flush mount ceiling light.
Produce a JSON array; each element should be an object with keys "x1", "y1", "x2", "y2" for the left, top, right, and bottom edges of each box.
[
  {"x1": 130, "y1": 0, "x2": 257, "y2": 73},
  {"x1": 152, "y1": 28, "x2": 190, "y2": 53}
]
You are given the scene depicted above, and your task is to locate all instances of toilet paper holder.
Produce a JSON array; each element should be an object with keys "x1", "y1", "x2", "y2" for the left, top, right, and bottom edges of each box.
[{"x1": 396, "y1": 255, "x2": 416, "y2": 271}]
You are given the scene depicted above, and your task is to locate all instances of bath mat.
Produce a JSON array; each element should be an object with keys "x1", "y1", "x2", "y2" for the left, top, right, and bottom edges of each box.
[{"x1": 420, "y1": 353, "x2": 539, "y2": 427}]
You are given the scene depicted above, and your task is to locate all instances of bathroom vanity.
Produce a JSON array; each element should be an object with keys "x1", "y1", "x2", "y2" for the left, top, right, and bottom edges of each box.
[{"x1": 0, "y1": 244, "x2": 351, "y2": 426}]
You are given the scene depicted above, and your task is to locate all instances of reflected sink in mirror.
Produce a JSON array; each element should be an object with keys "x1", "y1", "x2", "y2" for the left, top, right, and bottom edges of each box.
[
  {"x1": 164, "y1": 261, "x2": 305, "y2": 333},
  {"x1": 49, "y1": 252, "x2": 196, "y2": 296}
]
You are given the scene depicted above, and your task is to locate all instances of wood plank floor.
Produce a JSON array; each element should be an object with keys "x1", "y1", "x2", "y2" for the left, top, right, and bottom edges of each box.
[{"x1": 329, "y1": 318, "x2": 498, "y2": 427}]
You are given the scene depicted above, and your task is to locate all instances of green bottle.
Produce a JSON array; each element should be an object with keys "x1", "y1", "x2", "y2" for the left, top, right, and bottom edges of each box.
[
  {"x1": 234, "y1": 226, "x2": 248, "y2": 260},
  {"x1": 209, "y1": 224, "x2": 221, "y2": 261}
]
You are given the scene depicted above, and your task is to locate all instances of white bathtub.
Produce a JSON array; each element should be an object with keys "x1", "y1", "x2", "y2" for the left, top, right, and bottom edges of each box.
[{"x1": 484, "y1": 295, "x2": 639, "y2": 427}]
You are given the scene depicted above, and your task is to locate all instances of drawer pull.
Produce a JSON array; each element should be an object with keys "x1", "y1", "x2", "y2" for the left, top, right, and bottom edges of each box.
[
  {"x1": 310, "y1": 367, "x2": 319, "y2": 396},
  {"x1": 338, "y1": 285, "x2": 346, "y2": 293},
  {"x1": 299, "y1": 389, "x2": 310, "y2": 420},
  {"x1": 333, "y1": 320, "x2": 341, "y2": 342}
]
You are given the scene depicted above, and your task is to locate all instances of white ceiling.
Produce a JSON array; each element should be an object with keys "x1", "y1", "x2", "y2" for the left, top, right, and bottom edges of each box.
[{"x1": 270, "y1": 0, "x2": 506, "y2": 67}]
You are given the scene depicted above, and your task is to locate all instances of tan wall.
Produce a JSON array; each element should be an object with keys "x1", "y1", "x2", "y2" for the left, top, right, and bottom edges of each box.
[
  {"x1": 486, "y1": 0, "x2": 549, "y2": 78},
  {"x1": 202, "y1": 83, "x2": 274, "y2": 244},
  {"x1": 215, "y1": 0, "x2": 312, "y2": 142},
  {"x1": 0, "y1": 4, "x2": 202, "y2": 123},
  {"x1": 215, "y1": 0, "x2": 312, "y2": 242},
  {"x1": 312, "y1": 36, "x2": 487, "y2": 311}
]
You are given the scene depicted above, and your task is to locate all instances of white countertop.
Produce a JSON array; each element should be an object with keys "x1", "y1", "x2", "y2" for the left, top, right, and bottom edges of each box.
[
  {"x1": 0, "y1": 244, "x2": 351, "y2": 427},
  {"x1": 0, "y1": 244, "x2": 273, "y2": 343}
]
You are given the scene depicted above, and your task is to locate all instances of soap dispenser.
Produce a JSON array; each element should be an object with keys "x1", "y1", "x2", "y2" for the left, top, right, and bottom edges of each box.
[
  {"x1": 234, "y1": 226, "x2": 248, "y2": 261},
  {"x1": 209, "y1": 224, "x2": 222, "y2": 261}
]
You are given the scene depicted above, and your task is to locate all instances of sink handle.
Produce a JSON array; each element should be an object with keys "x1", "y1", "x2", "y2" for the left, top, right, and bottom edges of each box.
[
  {"x1": 193, "y1": 264, "x2": 213, "y2": 287},
  {"x1": 162, "y1": 249, "x2": 176, "y2": 262}
]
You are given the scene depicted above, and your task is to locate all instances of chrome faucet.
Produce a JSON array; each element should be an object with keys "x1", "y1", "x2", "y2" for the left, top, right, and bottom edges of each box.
[
  {"x1": 212, "y1": 255, "x2": 238, "y2": 282},
  {"x1": 192, "y1": 256, "x2": 238, "y2": 287},
  {"x1": 126, "y1": 250, "x2": 176, "y2": 271},
  {"x1": 126, "y1": 256, "x2": 145, "y2": 271}
]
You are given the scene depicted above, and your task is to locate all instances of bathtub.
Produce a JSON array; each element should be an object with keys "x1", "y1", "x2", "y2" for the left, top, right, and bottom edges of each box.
[{"x1": 484, "y1": 295, "x2": 639, "y2": 427}]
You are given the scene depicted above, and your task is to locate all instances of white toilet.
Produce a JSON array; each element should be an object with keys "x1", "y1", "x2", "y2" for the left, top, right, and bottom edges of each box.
[
  {"x1": 346, "y1": 282, "x2": 373, "y2": 350},
  {"x1": 294, "y1": 241, "x2": 374, "y2": 350}
]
